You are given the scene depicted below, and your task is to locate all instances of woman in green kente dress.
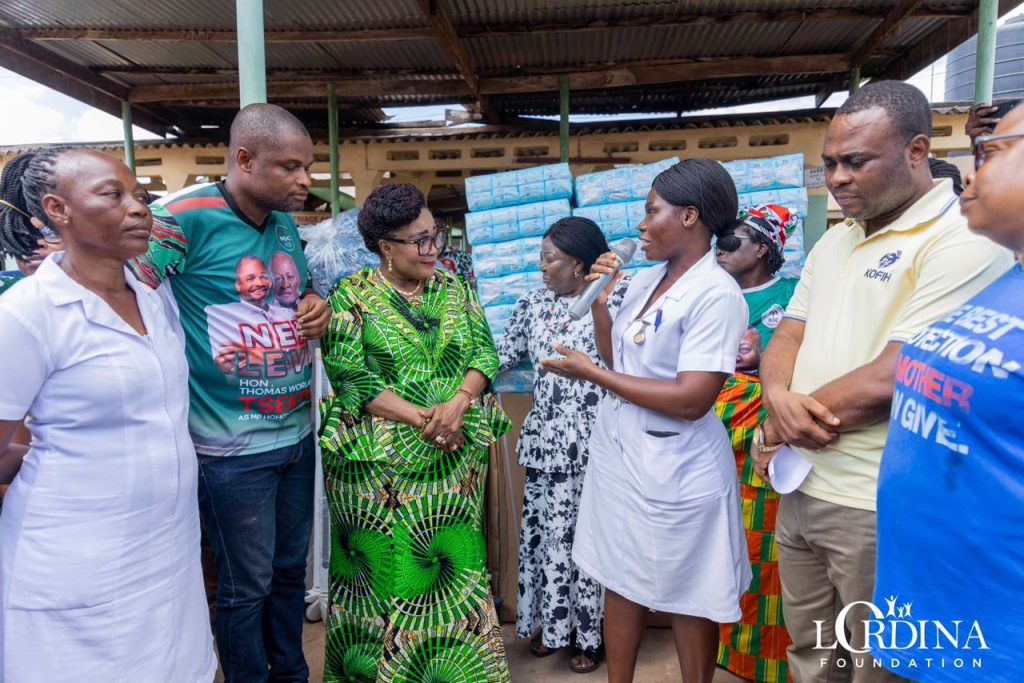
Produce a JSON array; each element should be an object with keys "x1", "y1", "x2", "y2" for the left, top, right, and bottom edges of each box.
[{"x1": 319, "y1": 183, "x2": 511, "y2": 683}]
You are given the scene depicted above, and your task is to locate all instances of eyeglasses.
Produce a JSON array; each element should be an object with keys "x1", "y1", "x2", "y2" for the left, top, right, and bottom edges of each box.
[
  {"x1": 716, "y1": 233, "x2": 754, "y2": 253},
  {"x1": 973, "y1": 133, "x2": 1024, "y2": 170},
  {"x1": 383, "y1": 229, "x2": 448, "y2": 255}
]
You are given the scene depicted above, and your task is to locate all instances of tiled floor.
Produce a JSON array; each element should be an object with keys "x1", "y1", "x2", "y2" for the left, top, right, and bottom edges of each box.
[{"x1": 215, "y1": 621, "x2": 748, "y2": 682}]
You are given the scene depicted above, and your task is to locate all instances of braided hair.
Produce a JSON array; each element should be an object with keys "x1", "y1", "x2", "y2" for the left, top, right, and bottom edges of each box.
[
  {"x1": 0, "y1": 148, "x2": 66, "y2": 262},
  {"x1": 652, "y1": 158, "x2": 739, "y2": 237}
]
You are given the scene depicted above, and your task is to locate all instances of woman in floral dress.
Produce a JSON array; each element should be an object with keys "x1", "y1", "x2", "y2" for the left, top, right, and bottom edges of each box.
[{"x1": 496, "y1": 216, "x2": 629, "y2": 674}]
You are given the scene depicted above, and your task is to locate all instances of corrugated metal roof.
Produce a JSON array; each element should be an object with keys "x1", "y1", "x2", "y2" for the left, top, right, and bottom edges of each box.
[
  {"x1": 0, "y1": 0, "x2": 237, "y2": 28},
  {"x1": 264, "y1": 0, "x2": 427, "y2": 29},
  {"x1": 319, "y1": 40, "x2": 454, "y2": 71},
  {"x1": 0, "y1": 0, "x2": 1001, "y2": 138}
]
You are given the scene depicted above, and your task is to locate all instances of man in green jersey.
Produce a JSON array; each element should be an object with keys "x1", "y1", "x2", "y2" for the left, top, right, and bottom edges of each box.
[{"x1": 131, "y1": 104, "x2": 330, "y2": 683}]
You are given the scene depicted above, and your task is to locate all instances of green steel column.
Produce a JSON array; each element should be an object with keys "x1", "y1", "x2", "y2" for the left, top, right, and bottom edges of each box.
[
  {"x1": 236, "y1": 0, "x2": 267, "y2": 105},
  {"x1": 328, "y1": 83, "x2": 340, "y2": 218},
  {"x1": 848, "y1": 67, "x2": 861, "y2": 95},
  {"x1": 974, "y1": 0, "x2": 998, "y2": 104},
  {"x1": 121, "y1": 100, "x2": 135, "y2": 173},
  {"x1": 559, "y1": 75, "x2": 570, "y2": 163}
]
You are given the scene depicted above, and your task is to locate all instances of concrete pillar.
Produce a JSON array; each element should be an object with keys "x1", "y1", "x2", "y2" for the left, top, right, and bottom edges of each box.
[{"x1": 236, "y1": 0, "x2": 267, "y2": 105}]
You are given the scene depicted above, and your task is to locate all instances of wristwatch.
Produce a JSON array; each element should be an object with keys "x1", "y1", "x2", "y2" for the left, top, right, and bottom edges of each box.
[{"x1": 754, "y1": 423, "x2": 784, "y2": 453}]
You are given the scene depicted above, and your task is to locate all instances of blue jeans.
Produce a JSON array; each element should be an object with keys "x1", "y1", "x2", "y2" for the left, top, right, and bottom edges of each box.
[{"x1": 198, "y1": 434, "x2": 314, "y2": 683}]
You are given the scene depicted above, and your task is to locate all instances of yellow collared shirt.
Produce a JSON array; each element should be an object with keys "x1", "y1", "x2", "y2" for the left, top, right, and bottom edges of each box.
[{"x1": 784, "y1": 179, "x2": 1014, "y2": 511}]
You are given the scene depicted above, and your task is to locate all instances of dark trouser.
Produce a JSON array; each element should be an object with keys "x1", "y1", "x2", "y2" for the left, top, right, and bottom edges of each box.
[{"x1": 198, "y1": 434, "x2": 315, "y2": 683}]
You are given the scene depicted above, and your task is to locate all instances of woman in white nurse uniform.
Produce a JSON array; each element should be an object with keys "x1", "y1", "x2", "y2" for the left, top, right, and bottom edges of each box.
[
  {"x1": 0, "y1": 149, "x2": 215, "y2": 682},
  {"x1": 543, "y1": 159, "x2": 752, "y2": 683}
]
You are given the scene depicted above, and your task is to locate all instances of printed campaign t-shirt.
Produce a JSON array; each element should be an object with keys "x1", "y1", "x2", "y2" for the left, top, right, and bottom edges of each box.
[
  {"x1": 0, "y1": 270, "x2": 23, "y2": 297},
  {"x1": 872, "y1": 264, "x2": 1024, "y2": 680},
  {"x1": 742, "y1": 276, "x2": 797, "y2": 345},
  {"x1": 130, "y1": 181, "x2": 313, "y2": 456}
]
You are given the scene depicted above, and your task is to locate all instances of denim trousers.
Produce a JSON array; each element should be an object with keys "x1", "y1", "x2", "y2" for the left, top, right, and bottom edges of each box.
[{"x1": 198, "y1": 434, "x2": 314, "y2": 683}]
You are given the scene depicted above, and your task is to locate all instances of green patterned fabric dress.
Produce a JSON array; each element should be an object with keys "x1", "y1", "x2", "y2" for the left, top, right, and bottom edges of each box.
[{"x1": 319, "y1": 267, "x2": 512, "y2": 683}]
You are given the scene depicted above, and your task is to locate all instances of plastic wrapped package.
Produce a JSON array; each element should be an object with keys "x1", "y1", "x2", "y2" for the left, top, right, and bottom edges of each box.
[
  {"x1": 483, "y1": 303, "x2": 518, "y2": 337},
  {"x1": 464, "y1": 163, "x2": 574, "y2": 212},
  {"x1": 299, "y1": 208, "x2": 379, "y2": 297},
  {"x1": 477, "y1": 270, "x2": 544, "y2": 308},
  {"x1": 465, "y1": 199, "x2": 571, "y2": 246},
  {"x1": 493, "y1": 361, "x2": 536, "y2": 394},
  {"x1": 572, "y1": 201, "x2": 645, "y2": 241},
  {"x1": 574, "y1": 157, "x2": 679, "y2": 207},
  {"x1": 472, "y1": 236, "x2": 543, "y2": 279},
  {"x1": 722, "y1": 153, "x2": 805, "y2": 194},
  {"x1": 737, "y1": 187, "x2": 809, "y2": 216}
]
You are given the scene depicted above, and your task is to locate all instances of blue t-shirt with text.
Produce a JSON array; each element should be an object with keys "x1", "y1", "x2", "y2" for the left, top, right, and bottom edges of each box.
[{"x1": 873, "y1": 264, "x2": 1024, "y2": 681}]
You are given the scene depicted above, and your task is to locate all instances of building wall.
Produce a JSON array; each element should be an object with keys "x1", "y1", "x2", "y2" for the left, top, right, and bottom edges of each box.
[{"x1": 0, "y1": 112, "x2": 972, "y2": 208}]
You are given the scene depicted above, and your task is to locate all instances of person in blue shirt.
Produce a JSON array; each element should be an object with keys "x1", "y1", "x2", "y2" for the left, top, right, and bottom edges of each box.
[{"x1": 872, "y1": 102, "x2": 1024, "y2": 681}]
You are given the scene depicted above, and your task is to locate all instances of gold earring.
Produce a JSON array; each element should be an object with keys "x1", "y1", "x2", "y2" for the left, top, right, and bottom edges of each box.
[
  {"x1": 388, "y1": 258, "x2": 394, "y2": 273},
  {"x1": 574, "y1": 269, "x2": 582, "y2": 278}
]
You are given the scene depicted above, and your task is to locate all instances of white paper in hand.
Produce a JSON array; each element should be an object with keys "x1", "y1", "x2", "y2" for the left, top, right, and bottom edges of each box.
[{"x1": 768, "y1": 445, "x2": 812, "y2": 494}]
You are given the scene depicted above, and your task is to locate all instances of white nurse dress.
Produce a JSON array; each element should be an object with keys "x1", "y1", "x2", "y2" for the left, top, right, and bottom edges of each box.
[
  {"x1": 573, "y1": 252, "x2": 753, "y2": 621},
  {"x1": 0, "y1": 255, "x2": 216, "y2": 683}
]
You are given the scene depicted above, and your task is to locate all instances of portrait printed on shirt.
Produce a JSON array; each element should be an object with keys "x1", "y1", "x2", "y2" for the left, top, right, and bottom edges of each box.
[
  {"x1": 736, "y1": 325, "x2": 763, "y2": 374},
  {"x1": 204, "y1": 253, "x2": 313, "y2": 423}
]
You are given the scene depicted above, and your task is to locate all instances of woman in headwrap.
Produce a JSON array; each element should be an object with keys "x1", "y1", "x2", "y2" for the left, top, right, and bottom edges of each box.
[
  {"x1": 543, "y1": 159, "x2": 752, "y2": 683},
  {"x1": 713, "y1": 203, "x2": 800, "y2": 683}
]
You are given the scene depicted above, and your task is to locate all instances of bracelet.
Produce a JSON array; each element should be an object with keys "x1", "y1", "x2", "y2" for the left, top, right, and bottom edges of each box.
[
  {"x1": 455, "y1": 388, "x2": 476, "y2": 404},
  {"x1": 755, "y1": 423, "x2": 784, "y2": 453}
]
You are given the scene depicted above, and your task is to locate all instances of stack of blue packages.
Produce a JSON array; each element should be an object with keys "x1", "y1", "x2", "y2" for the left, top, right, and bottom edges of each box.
[
  {"x1": 465, "y1": 163, "x2": 573, "y2": 212},
  {"x1": 465, "y1": 199, "x2": 570, "y2": 246},
  {"x1": 466, "y1": 164, "x2": 577, "y2": 394},
  {"x1": 466, "y1": 165, "x2": 572, "y2": 328},
  {"x1": 572, "y1": 201, "x2": 646, "y2": 241},
  {"x1": 723, "y1": 153, "x2": 804, "y2": 194},
  {"x1": 574, "y1": 157, "x2": 679, "y2": 207}
]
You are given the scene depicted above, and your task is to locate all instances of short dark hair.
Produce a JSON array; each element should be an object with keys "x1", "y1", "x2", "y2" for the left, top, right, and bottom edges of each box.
[
  {"x1": 652, "y1": 158, "x2": 739, "y2": 237},
  {"x1": 836, "y1": 80, "x2": 932, "y2": 143},
  {"x1": 228, "y1": 103, "x2": 310, "y2": 161},
  {"x1": 544, "y1": 216, "x2": 610, "y2": 274},
  {"x1": 236, "y1": 254, "x2": 267, "y2": 275},
  {"x1": 357, "y1": 183, "x2": 427, "y2": 255},
  {"x1": 0, "y1": 148, "x2": 68, "y2": 262}
]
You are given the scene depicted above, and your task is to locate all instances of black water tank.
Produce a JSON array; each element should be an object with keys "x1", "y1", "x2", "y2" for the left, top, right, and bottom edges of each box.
[{"x1": 945, "y1": 15, "x2": 1024, "y2": 101}]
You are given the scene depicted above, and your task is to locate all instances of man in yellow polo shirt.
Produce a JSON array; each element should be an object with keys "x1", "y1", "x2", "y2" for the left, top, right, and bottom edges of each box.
[{"x1": 755, "y1": 81, "x2": 1012, "y2": 682}]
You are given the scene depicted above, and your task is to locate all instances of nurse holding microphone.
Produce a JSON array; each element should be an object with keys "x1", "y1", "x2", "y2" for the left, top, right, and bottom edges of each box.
[{"x1": 542, "y1": 158, "x2": 751, "y2": 683}]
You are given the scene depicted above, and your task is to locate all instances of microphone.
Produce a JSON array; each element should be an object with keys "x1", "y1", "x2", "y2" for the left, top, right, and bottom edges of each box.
[{"x1": 568, "y1": 238, "x2": 637, "y2": 320}]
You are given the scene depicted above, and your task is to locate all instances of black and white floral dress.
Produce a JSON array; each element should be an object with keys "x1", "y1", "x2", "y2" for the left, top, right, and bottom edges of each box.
[{"x1": 495, "y1": 280, "x2": 629, "y2": 652}]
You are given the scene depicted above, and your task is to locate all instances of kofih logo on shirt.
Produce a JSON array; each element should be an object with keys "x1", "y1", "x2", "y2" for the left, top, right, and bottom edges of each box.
[
  {"x1": 864, "y1": 250, "x2": 903, "y2": 283},
  {"x1": 814, "y1": 593, "x2": 988, "y2": 674}
]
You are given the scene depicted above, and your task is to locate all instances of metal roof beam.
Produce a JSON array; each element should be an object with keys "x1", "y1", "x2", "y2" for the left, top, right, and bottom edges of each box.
[
  {"x1": 875, "y1": 0, "x2": 1019, "y2": 82},
  {"x1": 0, "y1": 29, "x2": 175, "y2": 136},
  {"x1": 17, "y1": 27, "x2": 435, "y2": 42},
  {"x1": 13, "y1": 9, "x2": 969, "y2": 43},
  {"x1": 130, "y1": 52, "x2": 851, "y2": 104},
  {"x1": 814, "y1": 0, "x2": 926, "y2": 106},
  {"x1": 412, "y1": 0, "x2": 492, "y2": 119}
]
